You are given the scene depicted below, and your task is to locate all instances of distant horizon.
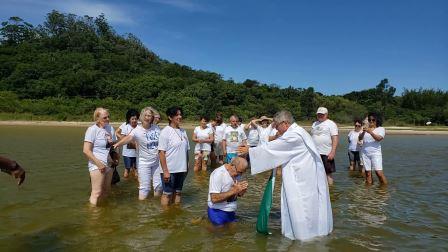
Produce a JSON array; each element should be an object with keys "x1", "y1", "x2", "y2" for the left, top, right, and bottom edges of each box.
[{"x1": 1, "y1": 0, "x2": 447, "y2": 95}]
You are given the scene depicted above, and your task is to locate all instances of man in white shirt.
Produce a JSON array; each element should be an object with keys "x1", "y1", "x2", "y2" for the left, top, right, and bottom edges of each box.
[
  {"x1": 207, "y1": 157, "x2": 248, "y2": 226},
  {"x1": 311, "y1": 107, "x2": 339, "y2": 185},
  {"x1": 222, "y1": 115, "x2": 247, "y2": 163}
]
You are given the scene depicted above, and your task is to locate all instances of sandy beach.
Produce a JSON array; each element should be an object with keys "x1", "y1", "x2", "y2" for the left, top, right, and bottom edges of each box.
[{"x1": 0, "y1": 120, "x2": 447, "y2": 135}]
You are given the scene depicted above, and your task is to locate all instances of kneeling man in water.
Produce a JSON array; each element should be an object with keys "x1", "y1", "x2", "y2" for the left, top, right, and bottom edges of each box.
[{"x1": 207, "y1": 157, "x2": 248, "y2": 226}]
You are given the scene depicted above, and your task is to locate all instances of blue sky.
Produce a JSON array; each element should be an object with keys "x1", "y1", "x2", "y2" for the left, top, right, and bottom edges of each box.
[{"x1": 1, "y1": 0, "x2": 447, "y2": 95}]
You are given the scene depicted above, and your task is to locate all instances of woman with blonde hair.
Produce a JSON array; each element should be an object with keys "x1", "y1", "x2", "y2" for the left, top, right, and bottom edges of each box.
[
  {"x1": 83, "y1": 108, "x2": 118, "y2": 206},
  {"x1": 113, "y1": 107, "x2": 161, "y2": 199}
]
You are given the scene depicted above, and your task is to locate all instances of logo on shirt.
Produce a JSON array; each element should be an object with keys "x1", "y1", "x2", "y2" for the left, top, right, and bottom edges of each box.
[{"x1": 230, "y1": 131, "x2": 238, "y2": 142}]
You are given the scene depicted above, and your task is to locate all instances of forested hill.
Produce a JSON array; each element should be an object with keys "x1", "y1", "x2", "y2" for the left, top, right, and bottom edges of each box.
[{"x1": 0, "y1": 11, "x2": 447, "y2": 125}]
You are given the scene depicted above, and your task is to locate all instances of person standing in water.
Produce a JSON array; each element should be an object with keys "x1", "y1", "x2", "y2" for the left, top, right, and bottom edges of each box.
[
  {"x1": 192, "y1": 116, "x2": 214, "y2": 171},
  {"x1": 116, "y1": 109, "x2": 140, "y2": 178},
  {"x1": 113, "y1": 107, "x2": 161, "y2": 199},
  {"x1": 359, "y1": 112, "x2": 387, "y2": 185},
  {"x1": 158, "y1": 106, "x2": 190, "y2": 207},
  {"x1": 83, "y1": 107, "x2": 118, "y2": 206},
  {"x1": 347, "y1": 119, "x2": 363, "y2": 172}
]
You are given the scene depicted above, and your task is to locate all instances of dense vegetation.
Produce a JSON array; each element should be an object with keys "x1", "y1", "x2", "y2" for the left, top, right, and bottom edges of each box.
[{"x1": 1, "y1": 11, "x2": 447, "y2": 125}]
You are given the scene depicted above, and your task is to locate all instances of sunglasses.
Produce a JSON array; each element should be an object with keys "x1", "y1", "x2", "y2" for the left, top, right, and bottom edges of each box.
[
  {"x1": 355, "y1": 124, "x2": 361, "y2": 127},
  {"x1": 368, "y1": 118, "x2": 376, "y2": 122}
]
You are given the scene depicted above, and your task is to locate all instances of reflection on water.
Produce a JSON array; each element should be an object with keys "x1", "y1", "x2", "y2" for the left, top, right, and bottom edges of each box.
[{"x1": 1, "y1": 126, "x2": 448, "y2": 250}]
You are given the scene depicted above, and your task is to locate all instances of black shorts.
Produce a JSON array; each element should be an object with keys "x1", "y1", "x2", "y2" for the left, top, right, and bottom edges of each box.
[
  {"x1": 348, "y1": 151, "x2": 361, "y2": 162},
  {"x1": 320, "y1": 155, "x2": 336, "y2": 174}
]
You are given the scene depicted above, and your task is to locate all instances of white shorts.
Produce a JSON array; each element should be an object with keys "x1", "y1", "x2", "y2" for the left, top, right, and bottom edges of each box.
[{"x1": 361, "y1": 152, "x2": 383, "y2": 171}]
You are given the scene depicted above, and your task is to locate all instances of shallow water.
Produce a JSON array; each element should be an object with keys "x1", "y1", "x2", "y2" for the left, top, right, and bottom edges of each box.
[{"x1": 0, "y1": 126, "x2": 447, "y2": 251}]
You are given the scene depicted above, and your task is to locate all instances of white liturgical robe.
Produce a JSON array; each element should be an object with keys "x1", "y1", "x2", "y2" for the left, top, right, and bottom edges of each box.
[{"x1": 249, "y1": 123, "x2": 333, "y2": 241}]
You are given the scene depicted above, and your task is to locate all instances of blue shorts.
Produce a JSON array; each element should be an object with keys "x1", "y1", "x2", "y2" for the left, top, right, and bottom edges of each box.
[
  {"x1": 225, "y1": 153, "x2": 237, "y2": 163},
  {"x1": 123, "y1": 156, "x2": 136, "y2": 169},
  {"x1": 207, "y1": 207, "x2": 236, "y2": 226},
  {"x1": 161, "y1": 172, "x2": 187, "y2": 195}
]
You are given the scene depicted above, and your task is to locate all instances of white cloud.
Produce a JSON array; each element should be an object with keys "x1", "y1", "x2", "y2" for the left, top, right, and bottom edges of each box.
[
  {"x1": 55, "y1": 1, "x2": 136, "y2": 25},
  {"x1": 148, "y1": 0, "x2": 209, "y2": 12}
]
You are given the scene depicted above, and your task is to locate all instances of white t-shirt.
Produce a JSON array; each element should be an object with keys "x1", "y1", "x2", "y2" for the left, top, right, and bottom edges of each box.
[
  {"x1": 119, "y1": 122, "x2": 137, "y2": 158},
  {"x1": 158, "y1": 126, "x2": 190, "y2": 173},
  {"x1": 257, "y1": 124, "x2": 274, "y2": 146},
  {"x1": 348, "y1": 130, "x2": 362, "y2": 151},
  {"x1": 84, "y1": 124, "x2": 116, "y2": 171},
  {"x1": 215, "y1": 123, "x2": 227, "y2": 143},
  {"x1": 208, "y1": 165, "x2": 237, "y2": 212},
  {"x1": 194, "y1": 126, "x2": 213, "y2": 152},
  {"x1": 245, "y1": 125, "x2": 259, "y2": 147},
  {"x1": 361, "y1": 127, "x2": 385, "y2": 155},
  {"x1": 311, "y1": 119, "x2": 338, "y2": 155},
  {"x1": 129, "y1": 125, "x2": 160, "y2": 163},
  {"x1": 223, "y1": 125, "x2": 247, "y2": 153},
  {"x1": 206, "y1": 123, "x2": 216, "y2": 134}
]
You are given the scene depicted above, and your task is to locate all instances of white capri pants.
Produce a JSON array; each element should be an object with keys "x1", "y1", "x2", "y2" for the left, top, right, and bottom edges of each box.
[
  {"x1": 361, "y1": 152, "x2": 383, "y2": 171},
  {"x1": 137, "y1": 158, "x2": 161, "y2": 198}
]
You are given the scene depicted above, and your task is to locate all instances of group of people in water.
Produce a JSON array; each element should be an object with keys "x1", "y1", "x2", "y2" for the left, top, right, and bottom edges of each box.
[{"x1": 81, "y1": 105, "x2": 387, "y2": 241}]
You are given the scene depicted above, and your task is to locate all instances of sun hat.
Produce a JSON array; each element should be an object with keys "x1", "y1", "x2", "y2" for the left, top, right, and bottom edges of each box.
[{"x1": 258, "y1": 116, "x2": 273, "y2": 122}]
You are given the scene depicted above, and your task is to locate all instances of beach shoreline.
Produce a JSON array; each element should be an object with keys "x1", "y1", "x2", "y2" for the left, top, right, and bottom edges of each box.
[{"x1": 0, "y1": 120, "x2": 447, "y2": 135}]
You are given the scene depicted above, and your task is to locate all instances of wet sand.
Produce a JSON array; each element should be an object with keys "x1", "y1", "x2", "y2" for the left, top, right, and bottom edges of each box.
[{"x1": 0, "y1": 120, "x2": 447, "y2": 135}]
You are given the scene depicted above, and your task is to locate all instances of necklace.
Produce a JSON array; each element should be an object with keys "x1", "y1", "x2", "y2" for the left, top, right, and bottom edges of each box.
[{"x1": 173, "y1": 127, "x2": 183, "y2": 141}]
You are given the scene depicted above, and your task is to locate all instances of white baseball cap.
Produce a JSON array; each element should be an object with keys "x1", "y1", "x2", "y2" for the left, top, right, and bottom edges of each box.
[{"x1": 316, "y1": 107, "x2": 328, "y2": 114}]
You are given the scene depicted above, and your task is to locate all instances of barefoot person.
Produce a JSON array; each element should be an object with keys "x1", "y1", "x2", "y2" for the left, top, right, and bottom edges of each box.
[
  {"x1": 83, "y1": 108, "x2": 118, "y2": 206},
  {"x1": 359, "y1": 112, "x2": 387, "y2": 185},
  {"x1": 192, "y1": 116, "x2": 214, "y2": 171},
  {"x1": 311, "y1": 107, "x2": 339, "y2": 185},
  {"x1": 113, "y1": 107, "x2": 161, "y2": 200},
  {"x1": 207, "y1": 157, "x2": 248, "y2": 226},
  {"x1": 348, "y1": 119, "x2": 363, "y2": 172},
  {"x1": 115, "y1": 109, "x2": 139, "y2": 178},
  {"x1": 222, "y1": 115, "x2": 247, "y2": 163},
  {"x1": 158, "y1": 106, "x2": 190, "y2": 207},
  {"x1": 238, "y1": 110, "x2": 333, "y2": 241},
  {"x1": 213, "y1": 113, "x2": 227, "y2": 164}
]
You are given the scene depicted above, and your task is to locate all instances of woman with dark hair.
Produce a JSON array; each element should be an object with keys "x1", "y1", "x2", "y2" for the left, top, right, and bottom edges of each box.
[
  {"x1": 116, "y1": 109, "x2": 140, "y2": 178},
  {"x1": 158, "y1": 106, "x2": 190, "y2": 207},
  {"x1": 347, "y1": 119, "x2": 363, "y2": 172},
  {"x1": 359, "y1": 112, "x2": 387, "y2": 185},
  {"x1": 192, "y1": 115, "x2": 214, "y2": 171}
]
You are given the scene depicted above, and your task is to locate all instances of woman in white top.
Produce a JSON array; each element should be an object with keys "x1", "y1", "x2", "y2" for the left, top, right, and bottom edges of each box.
[
  {"x1": 113, "y1": 107, "x2": 161, "y2": 200},
  {"x1": 115, "y1": 109, "x2": 139, "y2": 178},
  {"x1": 245, "y1": 116, "x2": 275, "y2": 146},
  {"x1": 83, "y1": 108, "x2": 118, "y2": 206},
  {"x1": 347, "y1": 119, "x2": 363, "y2": 172},
  {"x1": 359, "y1": 112, "x2": 387, "y2": 185},
  {"x1": 158, "y1": 106, "x2": 190, "y2": 207},
  {"x1": 192, "y1": 116, "x2": 214, "y2": 171}
]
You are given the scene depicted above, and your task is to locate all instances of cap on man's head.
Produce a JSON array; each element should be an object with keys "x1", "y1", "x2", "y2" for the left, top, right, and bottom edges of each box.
[{"x1": 316, "y1": 107, "x2": 328, "y2": 114}]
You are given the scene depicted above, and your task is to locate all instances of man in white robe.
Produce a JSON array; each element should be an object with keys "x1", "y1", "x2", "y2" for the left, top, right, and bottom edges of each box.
[{"x1": 239, "y1": 110, "x2": 333, "y2": 241}]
